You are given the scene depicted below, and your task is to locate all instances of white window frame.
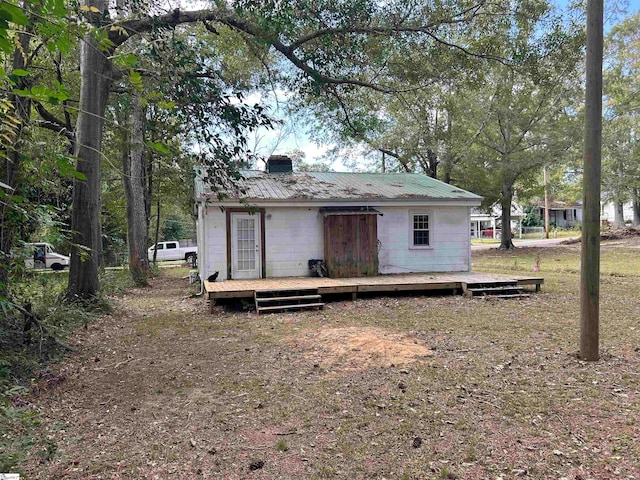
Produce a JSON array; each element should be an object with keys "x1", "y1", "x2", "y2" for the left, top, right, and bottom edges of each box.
[{"x1": 409, "y1": 210, "x2": 432, "y2": 249}]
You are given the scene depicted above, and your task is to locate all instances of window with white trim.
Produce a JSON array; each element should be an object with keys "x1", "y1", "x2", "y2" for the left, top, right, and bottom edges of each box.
[{"x1": 411, "y1": 212, "x2": 431, "y2": 247}]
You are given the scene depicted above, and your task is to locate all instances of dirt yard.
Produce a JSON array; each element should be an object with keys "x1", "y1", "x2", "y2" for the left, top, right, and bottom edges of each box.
[{"x1": 18, "y1": 240, "x2": 640, "y2": 479}]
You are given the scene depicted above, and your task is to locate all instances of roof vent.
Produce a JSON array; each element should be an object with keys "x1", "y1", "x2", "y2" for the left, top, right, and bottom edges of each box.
[{"x1": 266, "y1": 155, "x2": 293, "y2": 174}]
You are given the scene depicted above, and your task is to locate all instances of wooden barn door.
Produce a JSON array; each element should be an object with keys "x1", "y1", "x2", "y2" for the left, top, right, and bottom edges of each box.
[{"x1": 324, "y1": 214, "x2": 378, "y2": 278}]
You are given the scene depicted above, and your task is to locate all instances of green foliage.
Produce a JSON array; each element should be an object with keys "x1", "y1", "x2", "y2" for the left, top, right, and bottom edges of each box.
[
  {"x1": 1, "y1": 269, "x2": 132, "y2": 383},
  {"x1": 602, "y1": 12, "x2": 640, "y2": 213},
  {"x1": 162, "y1": 219, "x2": 184, "y2": 241},
  {"x1": 0, "y1": 267, "x2": 133, "y2": 472},
  {"x1": 129, "y1": 70, "x2": 143, "y2": 90},
  {"x1": 0, "y1": 388, "x2": 41, "y2": 472},
  {"x1": 522, "y1": 205, "x2": 544, "y2": 227},
  {"x1": 55, "y1": 154, "x2": 86, "y2": 181},
  {"x1": 99, "y1": 269, "x2": 136, "y2": 297},
  {"x1": 1, "y1": 0, "x2": 78, "y2": 306},
  {"x1": 0, "y1": 279, "x2": 87, "y2": 471},
  {"x1": 146, "y1": 140, "x2": 170, "y2": 155},
  {"x1": 0, "y1": 2, "x2": 29, "y2": 55},
  {"x1": 0, "y1": 0, "x2": 75, "y2": 56},
  {"x1": 12, "y1": 83, "x2": 70, "y2": 105}
]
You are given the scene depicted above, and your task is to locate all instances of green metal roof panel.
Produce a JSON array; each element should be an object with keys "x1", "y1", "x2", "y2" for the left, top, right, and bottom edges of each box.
[{"x1": 232, "y1": 171, "x2": 482, "y2": 202}]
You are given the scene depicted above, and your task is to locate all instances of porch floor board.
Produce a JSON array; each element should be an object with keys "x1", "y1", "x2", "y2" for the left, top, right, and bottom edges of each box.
[{"x1": 205, "y1": 272, "x2": 543, "y2": 302}]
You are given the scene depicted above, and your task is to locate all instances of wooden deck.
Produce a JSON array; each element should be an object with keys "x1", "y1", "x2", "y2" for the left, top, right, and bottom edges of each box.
[{"x1": 205, "y1": 272, "x2": 543, "y2": 311}]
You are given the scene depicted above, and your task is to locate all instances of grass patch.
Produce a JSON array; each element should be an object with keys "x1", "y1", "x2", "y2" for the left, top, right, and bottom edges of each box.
[
  {"x1": 276, "y1": 438, "x2": 289, "y2": 452},
  {"x1": 99, "y1": 268, "x2": 137, "y2": 296},
  {"x1": 160, "y1": 266, "x2": 193, "y2": 278},
  {"x1": 471, "y1": 238, "x2": 500, "y2": 245},
  {"x1": 473, "y1": 243, "x2": 640, "y2": 278}
]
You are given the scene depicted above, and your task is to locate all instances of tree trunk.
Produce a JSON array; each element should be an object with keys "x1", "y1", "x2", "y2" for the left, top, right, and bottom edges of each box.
[
  {"x1": 123, "y1": 92, "x2": 149, "y2": 285},
  {"x1": 441, "y1": 112, "x2": 453, "y2": 184},
  {"x1": 499, "y1": 180, "x2": 515, "y2": 249},
  {"x1": 632, "y1": 188, "x2": 640, "y2": 226},
  {"x1": 0, "y1": 31, "x2": 32, "y2": 300},
  {"x1": 67, "y1": 0, "x2": 113, "y2": 300},
  {"x1": 146, "y1": 119, "x2": 157, "y2": 240},
  {"x1": 612, "y1": 161, "x2": 625, "y2": 228},
  {"x1": 145, "y1": 148, "x2": 153, "y2": 234},
  {"x1": 441, "y1": 153, "x2": 452, "y2": 184},
  {"x1": 613, "y1": 197, "x2": 625, "y2": 228},
  {"x1": 544, "y1": 167, "x2": 550, "y2": 239},
  {"x1": 153, "y1": 197, "x2": 161, "y2": 263},
  {"x1": 424, "y1": 149, "x2": 438, "y2": 178}
]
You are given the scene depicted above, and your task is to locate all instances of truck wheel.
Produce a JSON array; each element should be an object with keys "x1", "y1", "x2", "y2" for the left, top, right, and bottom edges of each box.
[{"x1": 51, "y1": 263, "x2": 65, "y2": 271}]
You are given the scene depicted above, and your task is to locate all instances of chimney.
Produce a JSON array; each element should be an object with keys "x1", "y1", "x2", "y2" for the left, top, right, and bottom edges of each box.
[{"x1": 266, "y1": 155, "x2": 293, "y2": 174}]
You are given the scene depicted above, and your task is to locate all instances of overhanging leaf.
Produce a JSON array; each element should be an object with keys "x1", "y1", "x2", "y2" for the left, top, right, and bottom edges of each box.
[
  {"x1": 0, "y1": 2, "x2": 29, "y2": 26},
  {"x1": 56, "y1": 155, "x2": 87, "y2": 180},
  {"x1": 146, "y1": 141, "x2": 171, "y2": 155},
  {"x1": 129, "y1": 70, "x2": 143, "y2": 90}
]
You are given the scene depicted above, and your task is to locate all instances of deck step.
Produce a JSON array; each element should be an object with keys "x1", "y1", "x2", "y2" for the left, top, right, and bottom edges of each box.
[
  {"x1": 466, "y1": 285, "x2": 531, "y2": 299},
  {"x1": 462, "y1": 280, "x2": 524, "y2": 298},
  {"x1": 255, "y1": 294, "x2": 322, "y2": 303},
  {"x1": 255, "y1": 288, "x2": 319, "y2": 296},
  {"x1": 467, "y1": 286, "x2": 522, "y2": 294},
  {"x1": 464, "y1": 280, "x2": 518, "y2": 289},
  {"x1": 255, "y1": 288, "x2": 323, "y2": 314},
  {"x1": 256, "y1": 302, "x2": 325, "y2": 313},
  {"x1": 493, "y1": 293, "x2": 531, "y2": 299}
]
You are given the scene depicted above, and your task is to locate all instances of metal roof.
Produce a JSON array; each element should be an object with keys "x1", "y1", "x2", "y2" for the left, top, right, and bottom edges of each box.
[
  {"x1": 201, "y1": 171, "x2": 482, "y2": 202},
  {"x1": 533, "y1": 199, "x2": 583, "y2": 209}
]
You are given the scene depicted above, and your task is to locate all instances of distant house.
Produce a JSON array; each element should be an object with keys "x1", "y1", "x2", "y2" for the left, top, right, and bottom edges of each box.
[
  {"x1": 532, "y1": 200, "x2": 582, "y2": 228},
  {"x1": 601, "y1": 200, "x2": 634, "y2": 224},
  {"x1": 470, "y1": 202, "x2": 524, "y2": 239},
  {"x1": 194, "y1": 156, "x2": 482, "y2": 281}
]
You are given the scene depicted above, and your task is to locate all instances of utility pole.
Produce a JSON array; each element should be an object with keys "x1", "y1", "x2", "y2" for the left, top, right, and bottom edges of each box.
[
  {"x1": 580, "y1": 0, "x2": 603, "y2": 361},
  {"x1": 544, "y1": 167, "x2": 550, "y2": 239}
]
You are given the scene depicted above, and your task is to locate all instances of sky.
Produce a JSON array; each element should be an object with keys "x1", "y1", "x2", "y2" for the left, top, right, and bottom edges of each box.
[{"x1": 248, "y1": 0, "x2": 640, "y2": 173}]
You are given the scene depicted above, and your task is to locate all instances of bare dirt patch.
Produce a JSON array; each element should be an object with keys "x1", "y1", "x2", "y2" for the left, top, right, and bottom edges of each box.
[{"x1": 290, "y1": 326, "x2": 433, "y2": 374}]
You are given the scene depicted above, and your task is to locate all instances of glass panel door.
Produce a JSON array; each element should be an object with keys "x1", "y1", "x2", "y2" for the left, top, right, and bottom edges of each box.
[{"x1": 231, "y1": 213, "x2": 261, "y2": 279}]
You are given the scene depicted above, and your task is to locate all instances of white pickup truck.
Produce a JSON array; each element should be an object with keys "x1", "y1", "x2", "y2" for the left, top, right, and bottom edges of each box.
[
  {"x1": 24, "y1": 242, "x2": 70, "y2": 271},
  {"x1": 148, "y1": 240, "x2": 197, "y2": 264}
]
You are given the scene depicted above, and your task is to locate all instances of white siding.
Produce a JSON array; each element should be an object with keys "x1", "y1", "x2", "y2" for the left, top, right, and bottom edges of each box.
[
  {"x1": 196, "y1": 204, "x2": 205, "y2": 280},
  {"x1": 601, "y1": 201, "x2": 632, "y2": 223},
  {"x1": 377, "y1": 206, "x2": 471, "y2": 273},
  {"x1": 201, "y1": 204, "x2": 472, "y2": 279},
  {"x1": 263, "y1": 208, "x2": 324, "y2": 277},
  {"x1": 202, "y1": 207, "x2": 228, "y2": 280}
]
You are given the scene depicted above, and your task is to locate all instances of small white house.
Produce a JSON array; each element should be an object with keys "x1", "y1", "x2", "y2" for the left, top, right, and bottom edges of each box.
[
  {"x1": 195, "y1": 157, "x2": 482, "y2": 281},
  {"x1": 470, "y1": 202, "x2": 524, "y2": 239},
  {"x1": 532, "y1": 200, "x2": 583, "y2": 228},
  {"x1": 601, "y1": 200, "x2": 634, "y2": 225}
]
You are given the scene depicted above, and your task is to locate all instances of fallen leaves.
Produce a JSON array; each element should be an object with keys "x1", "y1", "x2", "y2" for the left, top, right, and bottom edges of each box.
[{"x1": 16, "y1": 241, "x2": 640, "y2": 479}]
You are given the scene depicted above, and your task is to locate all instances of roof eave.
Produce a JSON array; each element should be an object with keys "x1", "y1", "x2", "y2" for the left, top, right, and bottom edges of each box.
[{"x1": 198, "y1": 196, "x2": 483, "y2": 207}]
